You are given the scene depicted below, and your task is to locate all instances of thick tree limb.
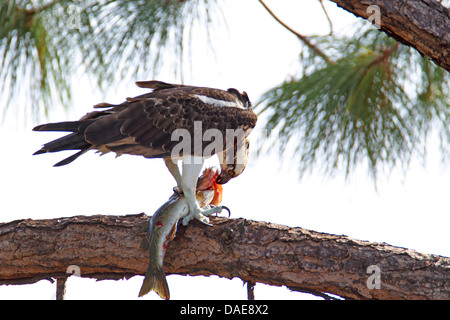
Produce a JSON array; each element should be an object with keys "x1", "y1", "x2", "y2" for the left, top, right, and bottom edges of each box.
[
  {"x1": 329, "y1": 0, "x2": 450, "y2": 71},
  {"x1": 0, "y1": 214, "x2": 449, "y2": 299}
]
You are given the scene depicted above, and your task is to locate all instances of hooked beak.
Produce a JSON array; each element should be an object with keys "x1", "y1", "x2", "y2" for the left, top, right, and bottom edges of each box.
[{"x1": 216, "y1": 172, "x2": 232, "y2": 185}]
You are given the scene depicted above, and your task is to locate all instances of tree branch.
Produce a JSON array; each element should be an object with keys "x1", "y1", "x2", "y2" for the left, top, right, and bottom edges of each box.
[
  {"x1": 328, "y1": 0, "x2": 450, "y2": 71},
  {"x1": 319, "y1": 0, "x2": 334, "y2": 36},
  {"x1": 1, "y1": 214, "x2": 449, "y2": 299},
  {"x1": 257, "y1": 0, "x2": 333, "y2": 64}
]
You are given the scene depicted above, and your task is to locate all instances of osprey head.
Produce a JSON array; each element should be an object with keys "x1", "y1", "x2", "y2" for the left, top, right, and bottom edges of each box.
[
  {"x1": 216, "y1": 137, "x2": 250, "y2": 184},
  {"x1": 227, "y1": 88, "x2": 252, "y2": 109}
]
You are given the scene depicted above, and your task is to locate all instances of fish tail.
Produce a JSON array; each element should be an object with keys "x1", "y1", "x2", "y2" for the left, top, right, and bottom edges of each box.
[{"x1": 138, "y1": 265, "x2": 170, "y2": 299}]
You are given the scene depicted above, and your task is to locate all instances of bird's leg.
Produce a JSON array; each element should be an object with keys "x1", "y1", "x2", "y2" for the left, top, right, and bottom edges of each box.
[
  {"x1": 180, "y1": 156, "x2": 224, "y2": 226},
  {"x1": 164, "y1": 158, "x2": 183, "y2": 194},
  {"x1": 180, "y1": 157, "x2": 208, "y2": 225}
]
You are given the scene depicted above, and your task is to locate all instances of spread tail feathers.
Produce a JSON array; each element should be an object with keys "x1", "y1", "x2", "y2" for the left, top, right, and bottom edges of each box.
[
  {"x1": 33, "y1": 121, "x2": 92, "y2": 132},
  {"x1": 138, "y1": 266, "x2": 170, "y2": 299},
  {"x1": 32, "y1": 121, "x2": 93, "y2": 166}
]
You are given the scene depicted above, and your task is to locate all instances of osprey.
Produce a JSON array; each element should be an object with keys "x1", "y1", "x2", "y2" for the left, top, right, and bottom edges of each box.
[{"x1": 33, "y1": 80, "x2": 257, "y2": 225}]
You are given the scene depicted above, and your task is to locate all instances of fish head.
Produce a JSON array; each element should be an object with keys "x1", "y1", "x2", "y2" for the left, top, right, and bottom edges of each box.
[{"x1": 196, "y1": 167, "x2": 223, "y2": 207}]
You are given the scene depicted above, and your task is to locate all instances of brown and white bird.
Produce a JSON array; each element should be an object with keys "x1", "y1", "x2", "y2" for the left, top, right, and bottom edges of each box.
[{"x1": 33, "y1": 80, "x2": 257, "y2": 225}]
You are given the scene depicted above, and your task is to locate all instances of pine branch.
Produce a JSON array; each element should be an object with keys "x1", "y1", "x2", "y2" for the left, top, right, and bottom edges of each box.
[
  {"x1": 257, "y1": 0, "x2": 332, "y2": 65},
  {"x1": 1, "y1": 214, "x2": 449, "y2": 299},
  {"x1": 0, "y1": 0, "x2": 220, "y2": 121},
  {"x1": 318, "y1": 0, "x2": 333, "y2": 36},
  {"x1": 328, "y1": 0, "x2": 450, "y2": 71},
  {"x1": 257, "y1": 28, "x2": 449, "y2": 181}
]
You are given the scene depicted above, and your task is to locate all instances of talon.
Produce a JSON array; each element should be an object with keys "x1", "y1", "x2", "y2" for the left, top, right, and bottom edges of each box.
[
  {"x1": 211, "y1": 205, "x2": 231, "y2": 217},
  {"x1": 173, "y1": 186, "x2": 182, "y2": 194},
  {"x1": 199, "y1": 218, "x2": 213, "y2": 227},
  {"x1": 196, "y1": 212, "x2": 212, "y2": 226},
  {"x1": 182, "y1": 205, "x2": 225, "y2": 226},
  {"x1": 182, "y1": 211, "x2": 213, "y2": 226},
  {"x1": 222, "y1": 206, "x2": 231, "y2": 217}
]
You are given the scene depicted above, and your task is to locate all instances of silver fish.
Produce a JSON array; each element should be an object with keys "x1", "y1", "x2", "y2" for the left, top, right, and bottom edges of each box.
[{"x1": 138, "y1": 167, "x2": 223, "y2": 299}]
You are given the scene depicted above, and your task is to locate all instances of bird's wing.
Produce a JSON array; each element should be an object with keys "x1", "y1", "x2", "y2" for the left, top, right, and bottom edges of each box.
[
  {"x1": 33, "y1": 81, "x2": 257, "y2": 165},
  {"x1": 85, "y1": 83, "x2": 257, "y2": 156}
]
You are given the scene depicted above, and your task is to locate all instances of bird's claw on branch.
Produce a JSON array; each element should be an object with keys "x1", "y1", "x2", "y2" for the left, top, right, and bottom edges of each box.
[
  {"x1": 205, "y1": 205, "x2": 231, "y2": 219},
  {"x1": 182, "y1": 205, "x2": 231, "y2": 227},
  {"x1": 220, "y1": 206, "x2": 231, "y2": 218},
  {"x1": 173, "y1": 186, "x2": 182, "y2": 195}
]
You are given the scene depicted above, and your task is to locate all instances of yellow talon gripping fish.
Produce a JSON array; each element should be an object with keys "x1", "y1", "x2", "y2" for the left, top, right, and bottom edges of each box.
[{"x1": 138, "y1": 167, "x2": 224, "y2": 299}]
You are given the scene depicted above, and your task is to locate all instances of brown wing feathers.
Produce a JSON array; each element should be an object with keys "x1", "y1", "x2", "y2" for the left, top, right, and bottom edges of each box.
[
  {"x1": 118, "y1": 99, "x2": 174, "y2": 150},
  {"x1": 84, "y1": 115, "x2": 126, "y2": 145},
  {"x1": 32, "y1": 81, "x2": 257, "y2": 166}
]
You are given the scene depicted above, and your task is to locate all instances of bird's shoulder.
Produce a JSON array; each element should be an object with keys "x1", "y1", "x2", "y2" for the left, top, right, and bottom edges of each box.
[{"x1": 136, "y1": 81, "x2": 252, "y2": 109}]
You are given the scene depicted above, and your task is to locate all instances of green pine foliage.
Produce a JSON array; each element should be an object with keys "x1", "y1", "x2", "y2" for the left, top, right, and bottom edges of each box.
[
  {"x1": 258, "y1": 27, "x2": 449, "y2": 180},
  {"x1": 0, "y1": 0, "x2": 73, "y2": 119},
  {"x1": 0, "y1": 1, "x2": 448, "y2": 181},
  {"x1": 0, "y1": 0, "x2": 219, "y2": 121}
]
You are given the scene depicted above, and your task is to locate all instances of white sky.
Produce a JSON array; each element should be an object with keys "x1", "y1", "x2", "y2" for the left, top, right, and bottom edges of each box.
[{"x1": 0, "y1": 0, "x2": 449, "y2": 300}]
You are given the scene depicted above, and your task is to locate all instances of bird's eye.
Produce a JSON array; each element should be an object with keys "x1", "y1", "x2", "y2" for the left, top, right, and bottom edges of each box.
[{"x1": 228, "y1": 170, "x2": 235, "y2": 176}]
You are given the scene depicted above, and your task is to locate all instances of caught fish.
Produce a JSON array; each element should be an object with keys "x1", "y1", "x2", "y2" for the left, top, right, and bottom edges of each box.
[{"x1": 138, "y1": 167, "x2": 224, "y2": 299}]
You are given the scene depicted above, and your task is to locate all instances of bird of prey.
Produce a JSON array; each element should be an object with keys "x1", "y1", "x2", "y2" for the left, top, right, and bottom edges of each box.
[{"x1": 33, "y1": 80, "x2": 257, "y2": 225}]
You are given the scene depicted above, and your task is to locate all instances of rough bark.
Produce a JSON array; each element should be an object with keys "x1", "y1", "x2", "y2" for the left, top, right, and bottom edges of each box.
[
  {"x1": 329, "y1": 0, "x2": 450, "y2": 71},
  {"x1": 0, "y1": 214, "x2": 449, "y2": 300}
]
